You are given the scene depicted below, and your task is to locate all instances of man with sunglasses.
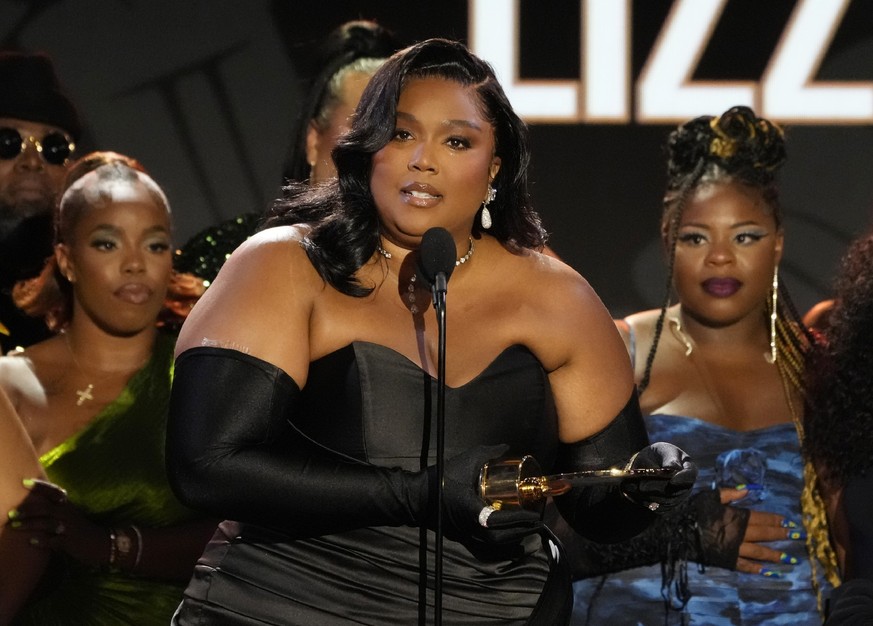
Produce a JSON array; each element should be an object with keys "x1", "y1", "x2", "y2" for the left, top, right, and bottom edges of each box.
[{"x1": 0, "y1": 51, "x2": 81, "y2": 354}]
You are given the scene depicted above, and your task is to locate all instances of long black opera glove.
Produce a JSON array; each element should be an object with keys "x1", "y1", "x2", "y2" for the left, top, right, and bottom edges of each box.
[
  {"x1": 166, "y1": 347, "x2": 539, "y2": 543},
  {"x1": 552, "y1": 390, "x2": 697, "y2": 544}
]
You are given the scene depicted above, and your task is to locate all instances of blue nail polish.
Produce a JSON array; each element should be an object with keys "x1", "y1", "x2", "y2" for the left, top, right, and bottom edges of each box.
[
  {"x1": 781, "y1": 519, "x2": 799, "y2": 528},
  {"x1": 788, "y1": 530, "x2": 807, "y2": 540},
  {"x1": 779, "y1": 552, "x2": 798, "y2": 565},
  {"x1": 760, "y1": 567, "x2": 783, "y2": 578}
]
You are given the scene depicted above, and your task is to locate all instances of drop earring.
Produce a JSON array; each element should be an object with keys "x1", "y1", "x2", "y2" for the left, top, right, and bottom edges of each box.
[
  {"x1": 480, "y1": 186, "x2": 496, "y2": 230},
  {"x1": 765, "y1": 267, "x2": 778, "y2": 364}
]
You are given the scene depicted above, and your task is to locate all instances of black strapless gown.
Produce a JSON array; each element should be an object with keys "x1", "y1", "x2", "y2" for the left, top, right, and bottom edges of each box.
[{"x1": 173, "y1": 342, "x2": 567, "y2": 625}]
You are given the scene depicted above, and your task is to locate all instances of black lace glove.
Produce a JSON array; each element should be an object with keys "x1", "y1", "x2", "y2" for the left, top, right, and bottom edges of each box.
[
  {"x1": 620, "y1": 442, "x2": 697, "y2": 512},
  {"x1": 559, "y1": 488, "x2": 750, "y2": 580},
  {"x1": 436, "y1": 444, "x2": 543, "y2": 545}
]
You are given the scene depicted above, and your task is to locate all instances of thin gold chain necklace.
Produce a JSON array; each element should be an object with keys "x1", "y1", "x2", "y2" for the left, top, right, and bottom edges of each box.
[{"x1": 63, "y1": 333, "x2": 147, "y2": 406}]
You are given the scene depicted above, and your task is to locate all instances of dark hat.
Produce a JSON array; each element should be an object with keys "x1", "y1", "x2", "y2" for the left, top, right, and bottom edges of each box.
[{"x1": 0, "y1": 51, "x2": 81, "y2": 141}]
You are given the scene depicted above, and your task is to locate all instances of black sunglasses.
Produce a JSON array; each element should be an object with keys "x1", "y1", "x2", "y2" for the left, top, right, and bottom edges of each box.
[{"x1": 0, "y1": 126, "x2": 75, "y2": 166}]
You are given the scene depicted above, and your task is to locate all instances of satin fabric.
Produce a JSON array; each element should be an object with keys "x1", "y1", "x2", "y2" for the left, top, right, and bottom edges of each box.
[
  {"x1": 174, "y1": 341, "x2": 564, "y2": 625},
  {"x1": 15, "y1": 332, "x2": 202, "y2": 626}
]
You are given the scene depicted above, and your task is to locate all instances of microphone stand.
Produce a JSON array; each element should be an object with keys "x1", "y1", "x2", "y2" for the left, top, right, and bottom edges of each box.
[{"x1": 432, "y1": 271, "x2": 448, "y2": 626}]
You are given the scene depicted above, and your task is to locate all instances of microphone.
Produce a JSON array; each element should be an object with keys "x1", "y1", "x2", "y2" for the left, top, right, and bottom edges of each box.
[
  {"x1": 417, "y1": 227, "x2": 457, "y2": 304},
  {"x1": 416, "y1": 226, "x2": 456, "y2": 626}
]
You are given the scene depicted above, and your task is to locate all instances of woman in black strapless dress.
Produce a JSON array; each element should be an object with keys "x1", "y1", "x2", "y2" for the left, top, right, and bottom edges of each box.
[{"x1": 165, "y1": 38, "x2": 696, "y2": 625}]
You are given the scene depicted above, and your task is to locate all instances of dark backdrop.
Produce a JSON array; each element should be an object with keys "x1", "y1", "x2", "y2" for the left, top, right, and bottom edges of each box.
[{"x1": 2, "y1": 0, "x2": 872, "y2": 316}]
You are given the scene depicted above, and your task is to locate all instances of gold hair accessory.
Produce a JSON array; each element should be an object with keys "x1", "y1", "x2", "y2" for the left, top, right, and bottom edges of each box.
[{"x1": 709, "y1": 117, "x2": 738, "y2": 159}]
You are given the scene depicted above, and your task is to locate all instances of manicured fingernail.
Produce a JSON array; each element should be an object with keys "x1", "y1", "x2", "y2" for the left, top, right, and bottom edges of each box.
[
  {"x1": 780, "y1": 552, "x2": 798, "y2": 565},
  {"x1": 788, "y1": 530, "x2": 806, "y2": 540},
  {"x1": 9, "y1": 520, "x2": 21, "y2": 529},
  {"x1": 22, "y1": 478, "x2": 35, "y2": 489},
  {"x1": 760, "y1": 567, "x2": 783, "y2": 578},
  {"x1": 781, "y1": 519, "x2": 799, "y2": 528},
  {"x1": 735, "y1": 483, "x2": 764, "y2": 491},
  {"x1": 29, "y1": 537, "x2": 40, "y2": 547},
  {"x1": 7, "y1": 509, "x2": 19, "y2": 520}
]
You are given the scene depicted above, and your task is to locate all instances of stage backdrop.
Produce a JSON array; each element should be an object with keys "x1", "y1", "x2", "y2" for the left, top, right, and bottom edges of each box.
[{"x1": 2, "y1": 0, "x2": 872, "y2": 316}]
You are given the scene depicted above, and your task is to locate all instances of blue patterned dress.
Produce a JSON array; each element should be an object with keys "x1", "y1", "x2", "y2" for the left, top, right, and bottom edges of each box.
[{"x1": 570, "y1": 414, "x2": 828, "y2": 626}]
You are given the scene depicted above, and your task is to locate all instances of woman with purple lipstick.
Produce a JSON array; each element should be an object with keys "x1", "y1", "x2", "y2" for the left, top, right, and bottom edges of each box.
[{"x1": 569, "y1": 106, "x2": 838, "y2": 625}]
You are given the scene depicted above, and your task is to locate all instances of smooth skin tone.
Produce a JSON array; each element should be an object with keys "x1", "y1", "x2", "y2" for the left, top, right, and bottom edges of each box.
[
  {"x1": 0, "y1": 116, "x2": 70, "y2": 218},
  {"x1": 305, "y1": 70, "x2": 373, "y2": 184},
  {"x1": 617, "y1": 181, "x2": 798, "y2": 574},
  {"x1": 0, "y1": 386, "x2": 53, "y2": 622},
  {"x1": 178, "y1": 77, "x2": 633, "y2": 447},
  {"x1": 305, "y1": 71, "x2": 563, "y2": 262},
  {"x1": 0, "y1": 172, "x2": 216, "y2": 603}
]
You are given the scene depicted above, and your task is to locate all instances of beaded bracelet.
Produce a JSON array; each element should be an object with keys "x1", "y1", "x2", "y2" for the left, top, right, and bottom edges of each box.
[{"x1": 108, "y1": 528, "x2": 118, "y2": 566}]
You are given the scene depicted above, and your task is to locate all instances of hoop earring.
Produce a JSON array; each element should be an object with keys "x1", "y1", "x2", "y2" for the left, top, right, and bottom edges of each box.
[
  {"x1": 765, "y1": 267, "x2": 778, "y2": 364},
  {"x1": 480, "y1": 186, "x2": 496, "y2": 230}
]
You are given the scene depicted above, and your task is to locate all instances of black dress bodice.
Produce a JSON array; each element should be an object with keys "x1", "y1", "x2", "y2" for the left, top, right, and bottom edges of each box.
[{"x1": 174, "y1": 341, "x2": 563, "y2": 625}]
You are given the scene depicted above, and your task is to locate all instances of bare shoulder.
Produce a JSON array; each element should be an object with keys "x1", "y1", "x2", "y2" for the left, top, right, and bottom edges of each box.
[
  {"x1": 176, "y1": 225, "x2": 322, "y2": 378},
  {"x1": 622, "y1": 307, "x2": 669, "y2": 354},
  {"x1": 0, "y1": 352, "x2": 36, "y2": 388},
  {"x1": 623, "y1": 308, "x2": 662, "y2": 338},
  {"x1": 0, "y1": 343, "x2": 53, "y2": 408},
  {"x1": 495, "y1": 249, "x2": 634, "y2": 438},
  {"x1": 511, "y1": 249, "x2": 614, "y2": 329}
]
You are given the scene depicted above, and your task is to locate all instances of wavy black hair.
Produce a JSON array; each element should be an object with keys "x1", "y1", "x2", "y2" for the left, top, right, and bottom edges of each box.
[
  {"x1": 281, "y1": 20, "x2": 400, "y2": 184},
  {"x1": 805, "y1": 231, "x2": 873, "y2": 488},
  {"x1": 265, "y1": 38, "x2": 545, "y2": 296}
]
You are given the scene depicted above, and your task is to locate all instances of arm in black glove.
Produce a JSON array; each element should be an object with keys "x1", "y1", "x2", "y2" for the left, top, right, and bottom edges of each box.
[
  {"x1": 166, "y1": 346, "x2": 538, "y2": 543},
  {"x1": 552, "y1": 390, "x2": 697, "y2": 544},
  {"x1": 559, "y1": 488, "x2": 750, "y2": 579}
]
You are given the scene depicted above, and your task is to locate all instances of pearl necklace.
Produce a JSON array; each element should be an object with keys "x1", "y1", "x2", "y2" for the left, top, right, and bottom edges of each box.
[{"x1": 376, "y1": 236, "x2": 475, "y2": 265}]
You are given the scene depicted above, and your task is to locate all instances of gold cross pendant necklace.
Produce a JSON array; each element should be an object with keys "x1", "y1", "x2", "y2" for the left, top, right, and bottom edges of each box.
[{"x1": 75, "y1": 383, "x2": 94, "y2": 406}]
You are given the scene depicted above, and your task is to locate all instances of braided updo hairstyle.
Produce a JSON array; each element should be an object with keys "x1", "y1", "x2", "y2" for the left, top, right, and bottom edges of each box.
[
  {"x1": 641, "y1": 106, "x2": 839, "y2": 599},
  {"x1": 641, "y1": 105, "x2": 791, "y2": 393}
]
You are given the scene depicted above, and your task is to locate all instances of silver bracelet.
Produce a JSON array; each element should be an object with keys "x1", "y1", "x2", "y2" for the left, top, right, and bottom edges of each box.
[{"x1": 131, "y1": 524, "x2": 144, "y2": 571}]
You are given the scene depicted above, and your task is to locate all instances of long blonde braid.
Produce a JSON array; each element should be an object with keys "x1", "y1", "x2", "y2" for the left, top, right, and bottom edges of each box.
[{"x1": 771, "y1": 282, "x2": 841, "y2": 611}]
